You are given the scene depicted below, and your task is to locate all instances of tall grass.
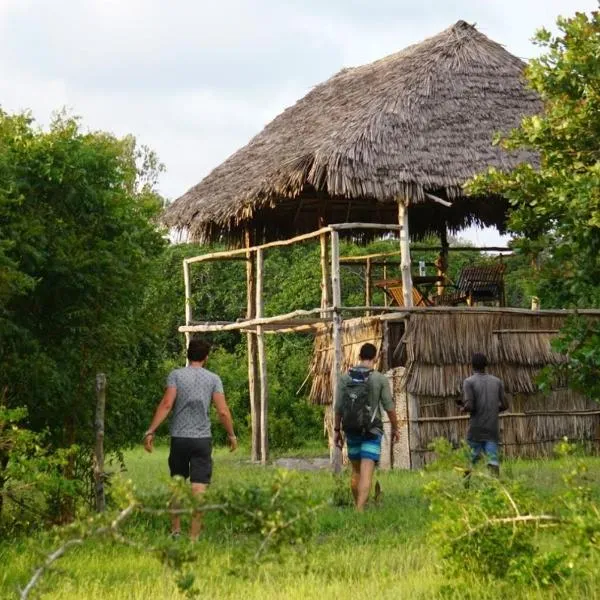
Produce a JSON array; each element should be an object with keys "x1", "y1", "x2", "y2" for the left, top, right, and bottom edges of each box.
[{"x1": 2, "y1": 445, "x2": 600, "y2": 599}]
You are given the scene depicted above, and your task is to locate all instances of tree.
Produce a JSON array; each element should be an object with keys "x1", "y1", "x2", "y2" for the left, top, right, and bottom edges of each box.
[
  {"x1": 468, "y1": 11, "x2": 600, "y2": 399},
  {"x1": 0, "y1": 111, "x2": 167, "y2": 516},
  {"x1": 469, "y1": 11, "x2": 600, "y2": 308}
]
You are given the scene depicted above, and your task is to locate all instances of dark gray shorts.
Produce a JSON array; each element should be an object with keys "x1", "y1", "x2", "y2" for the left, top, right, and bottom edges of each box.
[{"x1": 168, "y1": 437, "x2": 212, "y2": 484}]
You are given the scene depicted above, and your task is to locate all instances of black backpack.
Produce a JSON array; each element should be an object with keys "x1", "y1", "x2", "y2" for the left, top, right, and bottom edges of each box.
[{"x1": 340, "y1": 368, "x2": 382, "y2": 435}]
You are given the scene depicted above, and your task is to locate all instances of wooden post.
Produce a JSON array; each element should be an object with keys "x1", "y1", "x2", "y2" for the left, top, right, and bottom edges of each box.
[
  {"x1": 183, "y1": 260, "x2": 192, "y2": 354},
  {"x1": 365, "y1": 257, "x2": 372, "y2": 316},
  {"x1": 436, "y1": 227, "x2": 449, "y2": 296},
  {"x1": 407, "y1": 392, "x2": 423, "y2": 469},
  {"x1": 93, "y1": 373, "x2": 106, "y2": 513},
  {"x1": 398, "y1": 201, "x2": 413, "y2": 308},
  {"x1": 255, "y1": 247, "x2": 268, "y2": 465},
  {"x1": 383, "y1": 263, "x2": 389, "y2": 308},
  {"x1": 245, "y1": 230, "x2": 261, "y2": 462},
  {"x1": 320, "y1": 232, "x2": 330, "y2": 316},
  {"x1": 330, "y1": 230, "x2": 343, "y2": 473}
]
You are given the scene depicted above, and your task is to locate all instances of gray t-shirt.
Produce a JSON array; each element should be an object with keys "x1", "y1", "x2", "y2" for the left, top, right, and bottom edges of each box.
[
  {"x1": 167, "y1": 366, "x2": 224, "y2": 438},
  {"x1": 462, "y1": 372, "x2": 507, "y2": 442}
]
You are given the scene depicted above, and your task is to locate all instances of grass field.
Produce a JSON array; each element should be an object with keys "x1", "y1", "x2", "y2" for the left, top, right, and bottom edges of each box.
[{"x1": 2, "y1": 445, "x2": 600, "y2": 599}]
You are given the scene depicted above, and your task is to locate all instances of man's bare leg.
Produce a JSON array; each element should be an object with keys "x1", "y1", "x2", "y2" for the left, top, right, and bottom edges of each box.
[
  {"x1": 170, "y1": 497, "x2": 181, "y2": 535},
  {"x1": 190, "y1": 482, "x2": 207, "y2": 540},
  {"x1": 356, "y1": 459, "x2": 376, "y2": 512},
  {"x1": 350, "y1": 460, "x2": 361, "y2": 505}
]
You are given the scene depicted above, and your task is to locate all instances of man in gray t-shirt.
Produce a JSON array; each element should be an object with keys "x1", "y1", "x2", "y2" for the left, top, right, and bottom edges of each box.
[
  {"x1": 459, "y1": 352, "x2": 508, "y2": 476},
  {"x1": 144, "y1": 339, "x2": 237, "y2": 539}
]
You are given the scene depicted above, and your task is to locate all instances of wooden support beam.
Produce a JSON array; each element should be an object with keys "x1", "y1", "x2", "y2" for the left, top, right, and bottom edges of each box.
[
  {"x1": 437, "y1": 226, "x2": 449, "y2": 296},
  {"x1": 407, "y1": 393, "x2": 423, "y2": 469},
  {"x1": 340, "y1": 246, "x2": 513, "y2": 263},
  {"x1": 245, "y1": 229, "x2": 261, "y2": 462},
  {"x1": 179, "y1": 307, "x2": 332, "y2": 333},
  {"x1": 328, "y1": 222, "x2": 403, "y2": 232},
  {"x1": 183, "y1": 259, "x2": 192, "y2": 354},
  {"x1": 330, "y1": 230, "x2": 343, "y2": 473},
  {"x1": 255, "y1": 247, "x2": 268, "y2": 465},
  {"x1": 184, "y1": 223, "x2": 404, "y2": 266},
  {"x1": 185, "y1": 227, "x2": 331, "y2": 264},
  {"x1": 319, "y1": 229, "x2": 330, "y2": 316},
  {"x1": 365, "y1": 257, "x2": 372, "y2": 316},
  {"x1": 383, "y1": 264, "x2": 389, "y2": 307},
  {"x1": 398, "y1": 201, "x2": 413, "y2": 308}
]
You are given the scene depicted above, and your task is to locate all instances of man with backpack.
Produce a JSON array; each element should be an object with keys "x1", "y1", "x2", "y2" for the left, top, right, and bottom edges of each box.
[{"x1": 333, "y1": 343, "x2": 399, "y2": 511}]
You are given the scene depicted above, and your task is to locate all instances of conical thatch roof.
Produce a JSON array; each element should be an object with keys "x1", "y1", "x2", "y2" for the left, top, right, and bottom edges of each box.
[{"x1": 164, "y1": 20, "x2": 541, "y2": 243}]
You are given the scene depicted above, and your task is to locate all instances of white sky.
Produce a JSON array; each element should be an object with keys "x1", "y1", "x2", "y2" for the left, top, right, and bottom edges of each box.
[{"x1": 1, "y1": 0, "x2": 597, "y2": 245}]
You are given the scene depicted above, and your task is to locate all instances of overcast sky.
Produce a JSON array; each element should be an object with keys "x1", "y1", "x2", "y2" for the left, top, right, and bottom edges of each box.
[{"x1": 1, "y1": 0, "x2": 597, "y2": 244}]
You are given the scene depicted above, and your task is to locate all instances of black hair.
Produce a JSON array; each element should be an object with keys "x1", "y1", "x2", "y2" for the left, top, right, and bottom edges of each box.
[
  {"x1": 187, "y1": 339, "x2": 211, "y2": 362},
  {"x1": 359, "y1": 343, "x2": 377, "y2": 361},
  {"x1": 472, "y1": 352, "x2": 487, "y2": 371}
]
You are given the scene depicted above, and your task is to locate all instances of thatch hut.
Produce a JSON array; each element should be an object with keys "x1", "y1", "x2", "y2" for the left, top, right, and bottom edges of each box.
[
  {"x1": 163, "y1": 19, "x2": 540, "y2": 245},
  {"x1": 165, "y1": 20, "x2": 550, "y2": 466},
  {"x1": 309, "y1": 309, "x2": 600, "y2": 469}
]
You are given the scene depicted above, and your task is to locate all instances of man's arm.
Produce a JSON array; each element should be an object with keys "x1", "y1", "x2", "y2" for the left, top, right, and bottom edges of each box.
[
  {"x1": 386, "y1": 409, "x2": 400, "y2": 443},
  {"x1": 212, "y1": 392, "x2": 238, "y2": 451},
  {"x1": 333, "y1": 411, "x2": 343, "y2": 448},
  {"x1": 143, "y1": 386, "x2": 176, "y2": 453},
  {"x1": 498, "y1": 380, "x2": 508, "y2": 412},
  {"x1": 380, "y1": 376, "x2": 399, "y2": 443},
  {"x1": 462, "y1": 380, "x2": 474, "y2": 413}
]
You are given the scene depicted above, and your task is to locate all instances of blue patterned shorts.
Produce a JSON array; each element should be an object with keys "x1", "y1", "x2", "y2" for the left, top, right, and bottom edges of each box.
[{"x1": 346, "y1": 433, "x2": 382, "y2": 462}]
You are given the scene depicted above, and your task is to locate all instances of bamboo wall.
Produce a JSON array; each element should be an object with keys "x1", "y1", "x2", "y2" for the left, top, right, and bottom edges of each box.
[{"x1": 384, "y1": 382, "x2": 600, "y2": 469}]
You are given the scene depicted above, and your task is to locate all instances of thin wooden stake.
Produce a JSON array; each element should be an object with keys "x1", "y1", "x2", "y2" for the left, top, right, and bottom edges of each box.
[
  {"x1": 330, "y1": 230, "x2": 343, "y2": 473},
  {"x1": 245, "y1": 229, "x2": 261, "y2": 462},
  {"x1": 183, "y1": 259, "x2": 192, "y2": 354},
  {"x1": 319, "y1": 230, "x2": 330, "y2": 317},
  {"x1": 255, "y1": 248, "x2": 268, "y2": 465},
  {"x1": 365, "y1": 257, "x2": 372, "y2": 316},
  {"x1": 94, "y1": 373, "x2": 106, "y2": 513},
  {"x1": 398, "y1": 201, "x2": 413, "y2": 308}
]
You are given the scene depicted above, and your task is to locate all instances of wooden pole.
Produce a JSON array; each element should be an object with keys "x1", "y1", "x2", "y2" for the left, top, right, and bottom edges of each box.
[
  {"x1": 255, "y1": 247, "x2": 268, "y2": 465},
  {"x1": 407, "y1": 392, "x2": 422, "y2": 469},
  {"x1": 183, "y1": 260, "x2": 192, "y2": 353},
  {"x1": 245, "y1": 229, "x2": 261, "y2": 462},
  {"x1": 330, "y1": 230, "x2": 343, "y2": 473},
  {"x1": 93, "y1": 373, "x2": 106, "y2": 513},
  {"x1": 383, "y1": 264, "x2": 389, "y2": 307},
  {"x1": 436, "y1": 227, "x2": 449, "y2": 296},
  {"x1": 319, "y1": 228, "x2": 330, "y2": 316},
  {"x1": 365, "y1": 257, "x2": 372, "y2": 316},
  {"x1": 398, "y1": 201, "x2": 413, "y2": 308}
]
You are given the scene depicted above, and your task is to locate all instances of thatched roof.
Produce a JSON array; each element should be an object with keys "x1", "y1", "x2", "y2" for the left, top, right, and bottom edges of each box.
[{"x1": 164, "y1": 20, "x2": 541, "y2": 243}]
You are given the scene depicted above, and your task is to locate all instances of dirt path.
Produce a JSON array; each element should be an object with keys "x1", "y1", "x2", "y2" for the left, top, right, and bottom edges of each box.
[{"x1": 273, "y1": 457, "x2": 331, "y2": 472}]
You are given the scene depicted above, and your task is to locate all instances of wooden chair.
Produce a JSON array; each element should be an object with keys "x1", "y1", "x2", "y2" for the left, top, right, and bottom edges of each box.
[
  {"x1": 432, "y1": 263, "x2": 506, "y2": 306},
  {"x1": 374, "y1": 279, "x2": 431, "y2": 307}
]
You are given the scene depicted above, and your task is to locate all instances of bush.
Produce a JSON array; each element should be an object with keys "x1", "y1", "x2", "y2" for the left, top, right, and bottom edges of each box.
[{"x1": 424, "y1": 439, "x2": 600, "y2": 591}]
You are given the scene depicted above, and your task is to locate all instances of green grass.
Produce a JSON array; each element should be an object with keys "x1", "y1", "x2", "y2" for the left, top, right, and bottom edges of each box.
[{"x1": 2, "y1": 447, "x2": 600, "y2": 599}]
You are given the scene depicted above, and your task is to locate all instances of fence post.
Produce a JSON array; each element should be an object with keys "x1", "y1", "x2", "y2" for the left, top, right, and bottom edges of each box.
[{"x1": 94, "y1": 373, "x2": 106, "y2": 513}]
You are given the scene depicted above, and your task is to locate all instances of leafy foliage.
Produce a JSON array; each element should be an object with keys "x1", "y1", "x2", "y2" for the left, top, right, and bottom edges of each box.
[
  {"x1": 468, "y1": 11, "x2": 600, "y2": 398},
  {"x1": 0, "y1": 406, "x2": 82, "y2": 533},
  {"x1": 425, "y1": 438, "x2": 600, "y2": 592}
]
